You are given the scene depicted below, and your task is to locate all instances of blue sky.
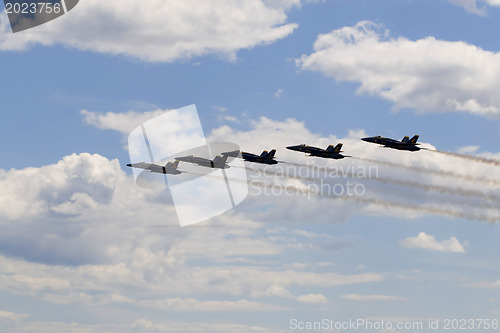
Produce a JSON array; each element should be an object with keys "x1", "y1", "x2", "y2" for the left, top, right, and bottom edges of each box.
[{"x1": 2, "y1": 0, "x2": 500, "y2": 332}]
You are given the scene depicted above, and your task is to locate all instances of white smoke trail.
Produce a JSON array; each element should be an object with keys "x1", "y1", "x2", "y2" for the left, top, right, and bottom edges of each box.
[
  {"x1": 186, "y1": 168, "x2": 500, "y2": 223},
  {"x1": 244, "y1": 165, "x2": 500, "y2": 205},
  {"x1": 352, "y1": 157, "x2": 500, "y2": 186},
  {"x1": 433, "y1": 150, "x2": 500, "y2": 167}
]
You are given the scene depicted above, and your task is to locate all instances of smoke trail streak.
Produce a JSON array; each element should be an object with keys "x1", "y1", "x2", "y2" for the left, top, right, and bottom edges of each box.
[
  {"x1": 351, "y1": 157, "x2": 500, "y2": 186},
  {"x1": 185, "y1": 169, "x2": 500, "y2": 223},
  {"x1": 432, "y1": 150, "x2": 500, "y2": 167},
  {"x1": 243, "y1": 165, "x2": 500, "y2": 205},
  {"x1": 246, "y1": 178, "x2": 500, "y2": 223},
  {"x1": 349, "y1": 196, "x2": 499, "y2": 223}
]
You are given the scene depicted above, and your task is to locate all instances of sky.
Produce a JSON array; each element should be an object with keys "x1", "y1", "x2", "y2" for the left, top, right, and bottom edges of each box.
[{"x1": 2, "y1": 0, "x2": 500, "y2": 332}]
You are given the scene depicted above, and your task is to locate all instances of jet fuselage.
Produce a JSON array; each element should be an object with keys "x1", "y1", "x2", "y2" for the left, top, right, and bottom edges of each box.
[
  {"x1": 361, "y1": 136, "x2": 420, "y2": 151},
  {"x1": 286, "y1": 144, "x2": 345, "y2": 159},
  {"x1": 126, "y1": 162, "x2": 182, "y2": 175},
  {"x1": 241, "y1": 152, "x2": 278, "y2": 165},
  {"x1": 175, "y1": 155, "x2": 230, "y2": 169}
]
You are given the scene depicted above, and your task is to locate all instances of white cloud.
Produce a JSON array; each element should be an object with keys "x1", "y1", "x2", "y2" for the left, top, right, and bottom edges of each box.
[
  {"x1": 297, "y1": 21, "x2": 500, "y2": 118},
  {"x1": 81, "y1": 108, "x2": 170, "y2": 135},
  {"x1": 0, "y1": 252, "x2": 384, "y2": 310},
  {"x1": 0, "y1": 310, "x2": 28, "y2": 322},
  {"x1": 341, "y1": 294, "x2": 408, "y2": 302},
  {"x1": 457, "y1": 145, "x2": 480, "y2": 155},
  {"x1": 447, "y1": 0, "x2": 488, "y2": 15},
  {"x1": 0, "y1": 152, "x2": 121, "y2": 221},
  {"x1": 0, "y1": 317, "x2": 274, "y2": 333},
  {"x1": 220, "y1": 115, "x2": 241, "y2": 123},
  {"x1": 463, "y1": 280, "x2": 500, "y2": 288},
  {"x1": 296, "y1": 293, "x2": 327, "y2": 303},
  {"x1": 0, "y1": 148, "x2": 387, "y2": 327},
  {"x1": 274, "y1": 88, "x2": 284, "y2": 98},
  {"x1": 138, "y1": 297, "x2": 288, "y2": 312},
  {"x1": 447, "y1": 0, "x2": 500, "y2": 15},
  {"x1": 3, "y1": 113, "x2": 500, "y2": 330},
  {"x1": 400, "y1": 232, "x2": 466, "y2": 253},
  {"x1": 0, "y1": 0, "x2": 299, "y2": 62},
  {"x1": 251, "y1": 284, "x2": 295, "y2": 298}
]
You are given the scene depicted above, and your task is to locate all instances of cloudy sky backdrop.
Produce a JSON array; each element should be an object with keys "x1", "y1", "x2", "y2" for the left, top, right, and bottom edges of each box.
[{"x1": 2, "y1": 0, "x2": 500, "y2": 332}]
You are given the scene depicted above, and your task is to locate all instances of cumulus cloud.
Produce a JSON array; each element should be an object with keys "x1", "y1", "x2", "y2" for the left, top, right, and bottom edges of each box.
[
  {"x1": 138, "y1": 297, "x2": 288, "y2": 312},
  {"x1": 80, "y1": 109, "x2": 171, "y2": 135},
  {"x1": 296, "y1": 293, "x2": 327, "y2": 303},
  {"x1": 0, "y1": 310, "x2": 28, "y2": 322},
  {"x1": 251, "y1": 284, "x2": 295, "y2": 298},
  {"x1": 464, "y1": 279, "x2": 500, "y2": 288},
  {"x1": 0, "y1": 149, "x2": 386, "y2": 327},
  {"x1": 0, "y1": 0, "x2": 299, "y2": 62},
  {"x1": 447, "y1": 0, "x2": 488, "y2": 15},
  {"x1": 447, "y1": 0, "x2": 500, "y2": 15},
  {"x1": 0, "y1": 153, "x2": 120, "y2": 221},
  {"x1": 274, "y1": 88, "x2": 284, "y2": 98},
  {"x1": 297, "y1": 21, "x2": 500, "y2": 119},
  {"x1": 3, "y1": 112, "x2": 500, "y2": 331},
  {"x1": 341, "y1": 294, "x2": 408, "y2": 302},
  {"x1": 0, "y1": 318, "x2": 273, "y2": 333},
  {"x1": 399, "y1": 232, "x2": 466, "y2": 253}
]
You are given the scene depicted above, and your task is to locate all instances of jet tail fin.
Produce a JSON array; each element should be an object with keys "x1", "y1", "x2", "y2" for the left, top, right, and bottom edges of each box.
[
  {"x1": 167, "y1": 160, "x2": 180, "y2": 169},
  {"x1": 409, "y1": 135, "x2": 419, "y2": 144},
  {"x1": 260, "y1": 150, "x2": 269, "y2": 157},
  {"x1": 401, "y1": 136, "x2": 410, "y2": 143},
  {"x1": 213, "y1": 155, "x2": 228, "y2": 164},
  {"x1": 326, "y1": 143, "x2": 343, "y2": 153},
  {"x1": 267, "y1": 149, "x2": 276, "y2": 158}
]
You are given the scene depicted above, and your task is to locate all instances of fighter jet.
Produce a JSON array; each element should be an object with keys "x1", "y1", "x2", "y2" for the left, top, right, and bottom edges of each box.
[
  {"x1": 361, "y1": 135, "x2": 420, "y2": 151},
  {"x1": 175, "y1": 154, "x2": 230, "y2": 169},
  {"x1": 286, "y1": 143, "x2": 346, "y2": 159},
  {"x1": 126, "y1": 160, "x2": 182, "y2": 175},
  {"x1": 242, "y1": 149, "x2": 278, "y2": 165}
]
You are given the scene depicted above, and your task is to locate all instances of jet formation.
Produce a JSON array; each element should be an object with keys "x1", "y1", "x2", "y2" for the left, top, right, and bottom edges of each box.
[{"x1": 127, "y1": 135, "x2": 422, "y2": 173}]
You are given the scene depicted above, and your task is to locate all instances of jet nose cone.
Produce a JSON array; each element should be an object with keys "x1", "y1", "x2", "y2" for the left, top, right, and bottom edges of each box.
[
  {"x1": 126, "y1": 163, "x2": 132, "y2": 167},
  {"x1": 286, "y1": 145, "x2": 297, "y2": 150}
]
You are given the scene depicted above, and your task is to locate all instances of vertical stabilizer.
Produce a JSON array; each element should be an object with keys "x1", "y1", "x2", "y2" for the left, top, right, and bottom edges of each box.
[{"x1": 409, "y1": 135, "x2": 419, "y2": 144}]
